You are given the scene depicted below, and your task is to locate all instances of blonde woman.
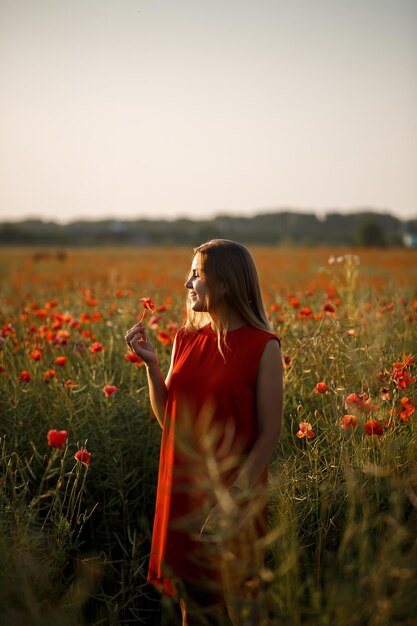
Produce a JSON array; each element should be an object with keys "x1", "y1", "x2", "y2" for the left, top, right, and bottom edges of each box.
[{"x1": 125, "y1": 240, "x2": 283, "y2": 625}]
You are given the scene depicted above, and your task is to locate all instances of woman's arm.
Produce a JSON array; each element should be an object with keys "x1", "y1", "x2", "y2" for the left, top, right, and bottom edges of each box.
[
  {"x1": 234, "y1": 338, "x2": 283, "y2": 490},
  {"x1": 145, "y1": 335, "x2": 177, "y2": 428},
  {"x1": 124, "y1": 322, "x2": 177, "y2": 429}
]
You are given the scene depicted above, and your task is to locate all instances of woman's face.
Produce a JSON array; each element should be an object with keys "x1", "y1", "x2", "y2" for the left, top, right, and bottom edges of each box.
[{"x1": 185, "y1": 254, "x2": 209, "y2": 312}]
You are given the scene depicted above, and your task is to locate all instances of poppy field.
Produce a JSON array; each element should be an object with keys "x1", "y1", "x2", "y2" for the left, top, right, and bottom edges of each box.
[{"x1": 1, "y1": 245, "x2": 417, "y2": 626}]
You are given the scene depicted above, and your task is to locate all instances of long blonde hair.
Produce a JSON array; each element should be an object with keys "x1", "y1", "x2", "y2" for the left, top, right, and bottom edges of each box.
[{"x1": 184, "y1": 240, "x2": 272, "y2": 353}]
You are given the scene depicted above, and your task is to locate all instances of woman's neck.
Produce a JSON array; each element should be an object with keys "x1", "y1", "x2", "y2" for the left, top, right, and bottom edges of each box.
[{"x1": 209, "y1": 309, "x2": 246, "y2": 331}]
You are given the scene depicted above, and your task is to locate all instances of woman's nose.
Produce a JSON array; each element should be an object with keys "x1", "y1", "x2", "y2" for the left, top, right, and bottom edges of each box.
[{"x1": 185, "y1": 278, "x2": 192, "y2": 289}]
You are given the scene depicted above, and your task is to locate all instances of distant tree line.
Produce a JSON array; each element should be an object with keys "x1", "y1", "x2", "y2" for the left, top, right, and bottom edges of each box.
[{"x1": 0, "y1": 211, "x2": 416, "y2": 247}]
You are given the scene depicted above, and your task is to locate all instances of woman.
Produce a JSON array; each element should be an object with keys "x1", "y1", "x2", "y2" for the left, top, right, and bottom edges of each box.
[{"x1": 125, "y1": 240, "x2": 283, "y2": 625}]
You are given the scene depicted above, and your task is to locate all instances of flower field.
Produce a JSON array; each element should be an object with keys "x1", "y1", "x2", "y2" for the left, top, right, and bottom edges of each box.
[{"x1": 1, "y1": 245, "x2": 416, "y2": 626}]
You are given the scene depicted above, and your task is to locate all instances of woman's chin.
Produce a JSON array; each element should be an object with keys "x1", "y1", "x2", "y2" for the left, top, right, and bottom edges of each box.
[{"x1": 190, "y1": 301, "x2": 206, "y2": 313}]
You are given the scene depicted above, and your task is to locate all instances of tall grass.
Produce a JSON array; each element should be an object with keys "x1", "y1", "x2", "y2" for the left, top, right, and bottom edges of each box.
[{"x1": 0, "y1": 248, "x2": 416, "y2": 625}]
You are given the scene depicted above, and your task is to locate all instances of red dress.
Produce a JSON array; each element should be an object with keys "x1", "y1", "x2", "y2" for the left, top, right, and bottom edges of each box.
[{"x1": 147, "y1": 324, "x2": 280, "y2": 596}]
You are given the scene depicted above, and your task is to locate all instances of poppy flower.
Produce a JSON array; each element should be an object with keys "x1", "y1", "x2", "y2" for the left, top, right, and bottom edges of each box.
[
  {"x1": 314, "y1": 382, "x2": 329, "y2": 394},
  {"x1": 364, "y1": 420, "x2": 384, "y2": 436},
  {"x1": 54, "y1": 330, "x2": 71, "y2": 347},
  {"x1": 345, "y1": 393, "x2": 377, "y2": 414},
  {"x1": 340, "y1": 415, "x2": 358, "y2": 430},
  {"x1": 399, "y1": 397, "x2": 415, "y2": 423},
  {"x1": 148, "y1": 315, "x2": 162, "y2": 329},
  {"x1": 124, "y1": 353, "x2": 143, "y2": 366},
  {"x1": 283, "y1": 354, "x2": 292, "y2": 367},
  {"x1": 393, "y1": 355, "x2": 414, "y2": 369},
  {"x1": 323, "y1": 303, "x2": 335, "y2": 313},
  {"x1": 2, "y1": 323, "x2": 16, "y2": 336},
  {"x1": 85, "y1": 295, "x2": 98, "y2": 307},
  {"x1": 19, "y1": 370, "x2": 31, "y2": 382},
  {"x1": 30, "y1": 349, "x2": 42, "y2": 361},
  {"x1": 157, "y1": 330, "x2": 171, "y2": 346},
  {"x1": 380, "y1": 387, "x2": 390, "y2": 401},
  {"x1": 288, "y1": 296, "x2": 300, "y2": 309},
  {"x1": 64, "y1": 379, "x2": 78, "y2": 388},
  {"x1": 103, "y1": 384, "x2": 118, "y2": 398},
  {"x1": 391, "y1": 355, "x2": 416, "y2": 389},
  {"x1": 74, "y1": 449, "x2": 91, "y2": 465},
  {"x1": 55, "y1": 356, "x2": 68, "y2": 367},
  {"x1": 47, "y1": 429, "x2": 68, "y2": 449},
  {"x1": 89, "y1": 341, "x2": 105, "y2": 353},
  {"x1": 140, "y1": 297, "x2": 155, "y2": 311},
  {"x1": 43, "y1": 369, "x2": 57, "y2": 383},
  {"x1": 296, "y1": 422, "x2": 315, "y2": 438},
  {"x1": 297, "y1": 307, "x2": 313, "y2": 320}
]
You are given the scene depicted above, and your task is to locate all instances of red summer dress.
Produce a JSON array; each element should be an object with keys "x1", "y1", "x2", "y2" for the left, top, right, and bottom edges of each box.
[{"x1": 147, "y1": 324, "x2": 280, "y2": 596}]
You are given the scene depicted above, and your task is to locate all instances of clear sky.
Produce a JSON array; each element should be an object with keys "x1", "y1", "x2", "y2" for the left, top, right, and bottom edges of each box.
[{"x1": 1, "y1": 0, "x2": 416, "y2": 223}]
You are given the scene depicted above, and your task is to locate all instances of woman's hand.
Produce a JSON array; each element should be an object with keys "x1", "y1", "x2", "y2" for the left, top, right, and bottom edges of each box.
[
  {"x1": 124, "y1": 322, "x2": 157, "y2": 366},
  {"x1": 199, "y1": 487, "x2": 246, "y2": 538}
]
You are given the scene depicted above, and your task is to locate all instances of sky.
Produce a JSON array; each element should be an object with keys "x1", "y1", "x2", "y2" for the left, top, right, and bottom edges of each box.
[{"x1": 0, "y1": 0, "x2": 416, "y2": 224}]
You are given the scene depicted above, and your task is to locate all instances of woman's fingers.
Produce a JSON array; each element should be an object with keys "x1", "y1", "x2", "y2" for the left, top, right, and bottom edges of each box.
[{"x1": 124, "y1": 323, "x2": 145, "y2": 344}]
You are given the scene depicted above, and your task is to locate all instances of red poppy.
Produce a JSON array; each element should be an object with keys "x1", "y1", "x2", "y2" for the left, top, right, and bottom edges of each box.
[
  {"x1": 74, "y1": 449, "x2": 91, "y2": 465},
  {"x1": 288, "y1": 296, "x2": 300, "y2": 309},
  {"x1": 55, "y1": 356, "x2": 68, "y2": 367},
  {"x1": 140, "y1": 297, "x2": 155, "y2": 311},
  {"x1": 364, "y1": 420, "x2": 384, "y2": 436},
  {"x1": 314, "y1": 382, "x2": 329, "y2": 394},
  {"x1": 391, "y1": 355, "x2": 416, "y2": 389},
  {"x1": 55, "y1": 329, "x2": 71, "y2": 344},
  {"x1": 296, "y1": 422, "x2": 315, "y2": 438},
  {"x1": 283, "y1": 354, "x2": 292, "y2": 367},
  {"x1": 43, "y1": 369, "x2": 57, "y2": 383},
  {"x1": 393, "y1": 355, "x2": 414, "y2": 369},
  {"x1": 85, "y1": 295, "x2": 98, "y2": 307},
  {"x1": 323, "y1": 303, "x2": 335, "y2": 313},
  {"x1": 47, "y1": 429, "x2": 68, "y2": 449},
  {"x1": 82, "y1": 330, "x2": 95, "y2": 341},
  {"x1": 30, "y1": 349, "x2": 42, "y2": 361},
  {"x1": 399, "y1": 397, "x2": 415, "y2": 423},
  {"x1": 345, "y1": 393, "x2": 377, "y2": 413},
  {"x1": 89, "y1": 341, "x2": 105, "y2": 353},
  {"x1": 64, "y1": 379, "x2": 78, "y2": 388},
  {"x1": 103, "y1": 384, "x2": 118, "y2": 398},
  {"x1": 340, "y1": 415, "x2": 358, "y2": 430},
  {"x1": 2, "y1": 323, "x2": 15, "y2": 336},
  {"x1": 157, "y1": 330, "x2": 171, "y2": 346},
  {"x1": 297, "y1": 307, "x2": 313, "y2": 319},
  {"x1": 124, "y1": 353, "x2": 144, "y2": 366},
  {"x1": 19, "y1": 370, "x2": 31, "y2": 382}
]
